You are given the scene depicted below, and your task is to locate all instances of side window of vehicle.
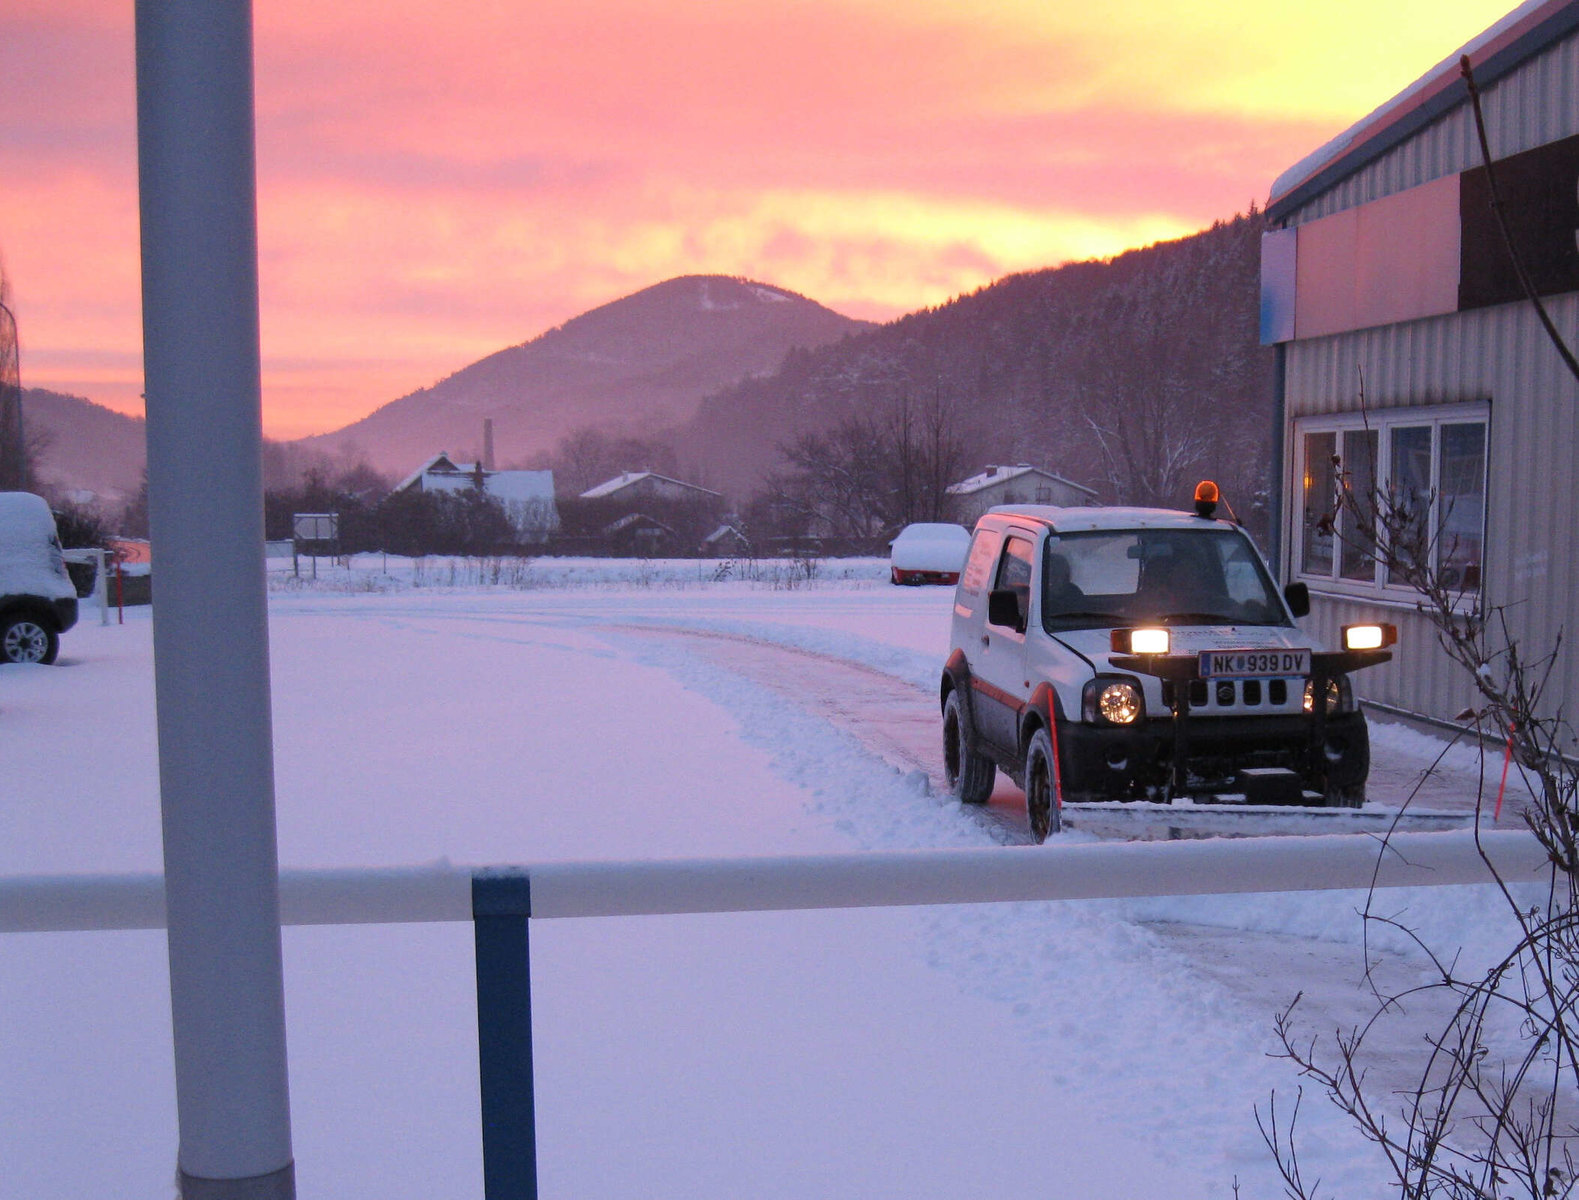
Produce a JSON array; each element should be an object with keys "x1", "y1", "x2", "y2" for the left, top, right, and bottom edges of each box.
[
  {"x1": 960, "y1": 529, "x2": 1003, "y2": 595},
  {"x1": 995, "y1": 535, "x2": 1035, "y2": 592}
]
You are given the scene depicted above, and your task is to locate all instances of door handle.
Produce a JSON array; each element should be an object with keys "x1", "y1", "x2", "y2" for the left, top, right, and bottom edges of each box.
[{"x1": 980, "y1": 634, "x2": 990, "y2": 647}]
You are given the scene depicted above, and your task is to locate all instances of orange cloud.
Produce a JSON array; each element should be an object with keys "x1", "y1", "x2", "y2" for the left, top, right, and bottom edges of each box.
[{"x1": 0, "y1": 0, "x2": 1515, "y2": 439}]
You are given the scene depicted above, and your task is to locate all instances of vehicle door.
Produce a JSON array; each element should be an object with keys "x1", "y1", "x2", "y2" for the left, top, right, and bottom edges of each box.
[{"x1": 973, "y1": 530, "x2": 1037, "y2": 754}]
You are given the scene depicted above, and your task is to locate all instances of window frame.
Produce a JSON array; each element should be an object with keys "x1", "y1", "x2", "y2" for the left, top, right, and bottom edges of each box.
[{"x1": 1290, "y1": 401, "x2": 1490, "y2": 603}]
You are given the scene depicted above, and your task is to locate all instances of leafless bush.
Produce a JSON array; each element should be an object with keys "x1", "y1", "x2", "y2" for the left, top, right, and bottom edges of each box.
[{"x1": 1260, "y1": 381, "x2": 1579, "y2": 1199}]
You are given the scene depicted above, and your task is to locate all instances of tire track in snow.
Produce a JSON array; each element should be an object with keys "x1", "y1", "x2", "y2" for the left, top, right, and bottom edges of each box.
[{"x1": 617, "y1": 623, "x2": 1037, "y2": 843}]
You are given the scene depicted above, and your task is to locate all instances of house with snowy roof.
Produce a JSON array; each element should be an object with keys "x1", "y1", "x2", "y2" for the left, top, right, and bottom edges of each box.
[
  {"x1": 946, "y1": 464, "x2": 1098, "y2": 526},
  {"x1": 394, "y1": 452, "x2": 559, "y2": 543},
  {"x1": 578, "y1": 471, "x2": 721, "y2": 504},
  {"x1": 569, "y1": 471, "x2": 724, "y2": 555}
]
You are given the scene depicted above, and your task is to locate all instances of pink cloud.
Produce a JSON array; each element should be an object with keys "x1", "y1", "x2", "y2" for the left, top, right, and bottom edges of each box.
[{"x1": 0, "y1": 0, "x2": 1503, "y2": 437}]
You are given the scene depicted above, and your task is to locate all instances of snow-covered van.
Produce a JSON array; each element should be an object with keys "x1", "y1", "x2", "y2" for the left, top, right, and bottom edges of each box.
[
  {"x1": 0, "y1": 492, "x2": 79, "y2": 664},
  {"x1": 940, "y1": 485, "x2": 1395, "y2": 840}
]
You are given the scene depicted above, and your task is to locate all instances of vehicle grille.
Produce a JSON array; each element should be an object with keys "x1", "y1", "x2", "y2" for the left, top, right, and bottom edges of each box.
[{"x1": 1161, "y1": 677, "x2": 1300, "y2": 714}]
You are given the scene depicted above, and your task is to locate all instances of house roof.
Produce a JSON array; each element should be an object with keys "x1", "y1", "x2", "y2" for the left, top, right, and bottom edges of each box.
[
  {"x1": 393, "y1": 452, "x2": 470, "y2": 494},
  {"x1": 394, "y1": 453, "x2": 556, "y2": 505},
  {"x1": 1267, "y1": 0, "x2": 1579, "y2": 221},
  {"x1": 580, "y1": 471, "x2": 721, "y2": 499},
  {"x1": 604, "y1": 512, "x2": 676, "y2": 536},
  {"x1": 702, "y1": 523, "x2": 749, "y2": 545},
  {"x1": 483, "y1": 470, "x2": 555, "y2": 504},
  {"x1": 946, "y1": 464, "x2": 1098, "y2": 498}
]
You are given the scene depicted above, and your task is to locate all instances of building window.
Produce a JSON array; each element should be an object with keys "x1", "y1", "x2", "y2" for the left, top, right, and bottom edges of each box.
[{"x1": 1293, "y1": 403, "x2": 1488, "y2": 597}]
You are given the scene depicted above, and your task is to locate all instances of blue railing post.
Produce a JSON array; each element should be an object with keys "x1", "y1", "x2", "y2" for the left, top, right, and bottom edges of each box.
[{"x1": 473, "y1": 873, "x2": 537, "y2": 1200}]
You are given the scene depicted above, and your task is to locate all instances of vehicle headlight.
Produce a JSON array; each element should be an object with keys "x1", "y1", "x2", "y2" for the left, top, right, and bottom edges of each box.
[
  {"x1": 1303, "y1": 676, "x2": 1354, "y2": 714},
  {"x1": 1097, "y1": 681, "x2": 1143, "y2": 725}
]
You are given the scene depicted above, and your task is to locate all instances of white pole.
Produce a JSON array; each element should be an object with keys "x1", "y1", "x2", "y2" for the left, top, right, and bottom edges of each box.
[{"x1": 134, "y1": 1, "x2": 295, "y2": 1196}]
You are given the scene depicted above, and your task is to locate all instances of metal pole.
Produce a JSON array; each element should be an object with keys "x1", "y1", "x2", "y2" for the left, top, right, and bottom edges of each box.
[
  {"x1": 1268, "y1": 340, "x2": 1288, "y2": 577},
  {"x1": 473, "y1": 875, "x2": 539, "y2": 1200},
  {"x1": 134, "y1": 2, "x2": 295, "y2": 1197}
]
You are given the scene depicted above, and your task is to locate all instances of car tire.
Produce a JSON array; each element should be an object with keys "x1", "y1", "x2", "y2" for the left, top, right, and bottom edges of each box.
[
  {"x1": 0, "y1": 615, "x2": 59, "y2": 664},
  {"x1": 1024, "y1": 727, "x2": 1062, "y2": 843},
  {"x1": 943, "y1": 690, "x2": 995, "y2": 804},
  {"x1": 1325, "y1": 784, "x2": 1365, "y2": 808}
]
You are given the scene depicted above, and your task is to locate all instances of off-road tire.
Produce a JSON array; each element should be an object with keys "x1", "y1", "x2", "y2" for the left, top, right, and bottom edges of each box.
[
  {"x1": 1325, "y1": 783, "x2": 1365, "y2": 809},
  {"x1": 943, "y1": 690, "x2": 995, "y2": 804},
  {"x1": 0, "y1": 615, "x2": 59, "y2": 665},
  {"x1": 1025, "y1": 727, "x2": 1062, "y2": 843}
]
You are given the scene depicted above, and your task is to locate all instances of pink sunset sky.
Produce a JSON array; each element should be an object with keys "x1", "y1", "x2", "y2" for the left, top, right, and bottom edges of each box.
[{"x1": 3, "y1": 0, "x2": 1512, "y2": 439}]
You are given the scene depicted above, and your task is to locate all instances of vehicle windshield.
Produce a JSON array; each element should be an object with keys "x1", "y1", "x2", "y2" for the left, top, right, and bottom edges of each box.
[{"x1": 1041, "y1": 527, "x2": 1290, "y2": 632}]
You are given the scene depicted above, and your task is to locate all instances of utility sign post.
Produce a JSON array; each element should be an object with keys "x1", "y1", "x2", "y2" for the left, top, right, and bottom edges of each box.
[{"x1": 292, "y1": 512, "x2": 338, "y2": 579}]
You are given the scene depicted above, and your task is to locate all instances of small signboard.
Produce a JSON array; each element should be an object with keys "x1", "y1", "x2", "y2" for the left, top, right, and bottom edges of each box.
[{"x1": 293, "y1": 512, "x2": 338, "y2": 543}]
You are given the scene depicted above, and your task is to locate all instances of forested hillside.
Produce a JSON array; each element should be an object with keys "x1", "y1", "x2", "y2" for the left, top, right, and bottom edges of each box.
[{"x1": 679, "y1": 211, "x2": 1273, "y2": 523}]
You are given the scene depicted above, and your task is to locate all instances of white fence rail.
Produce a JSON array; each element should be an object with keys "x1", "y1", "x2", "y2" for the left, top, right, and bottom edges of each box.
[{"x1": 1, "y1": 830, "x2": 1550, "y2": 933}]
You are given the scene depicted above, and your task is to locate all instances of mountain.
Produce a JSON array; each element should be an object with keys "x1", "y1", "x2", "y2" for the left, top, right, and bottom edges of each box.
[
  {"x1": 674, "y1": 212, "x2": 1274, "y2": 514},
  {"x1": 23, "y1": 389, "x2": 146, "y2": 504},
  {"x1": 300, "y1": 275, "x2": 871, "y2": 477}
]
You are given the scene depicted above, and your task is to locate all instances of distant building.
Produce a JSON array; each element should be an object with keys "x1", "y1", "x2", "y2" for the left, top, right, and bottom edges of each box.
[
  {"x1": 1260, "y1": 0, "x2": 1579, "y2": 724},
  {"x1": 394, "y1": 452, "x2": 559, "y2": 543},
  {"x1": 573, "y1": 471, "x2": 724, "y2": 555},
  {"x1": 946, "y1": 464, "x2": 1097, "y2": 526},
  {"x1": 579, "y1": 471, "x2": 721, "y2": 505},
  {"x1": 701, "y1": 522, "x2": 752, "y2": 556}
]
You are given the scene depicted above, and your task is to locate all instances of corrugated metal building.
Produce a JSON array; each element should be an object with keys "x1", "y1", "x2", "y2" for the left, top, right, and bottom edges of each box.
[{"x1": 1261, "y1": 0, "x2": 1579, "y2": 724}]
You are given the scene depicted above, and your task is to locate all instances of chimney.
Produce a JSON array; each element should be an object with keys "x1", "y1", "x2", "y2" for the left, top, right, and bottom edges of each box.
[{"x1": 482, "y1": 418, "x2": 495, "y2": 471}]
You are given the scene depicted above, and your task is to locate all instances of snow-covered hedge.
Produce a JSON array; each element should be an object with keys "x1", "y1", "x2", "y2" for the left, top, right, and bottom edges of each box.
[{"x1": 267, "y1": 554, "x2": 891, "y2": 594}]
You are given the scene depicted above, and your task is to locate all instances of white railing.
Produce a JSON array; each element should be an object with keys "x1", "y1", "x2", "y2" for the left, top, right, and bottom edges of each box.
[
  {"x1": 3, "y1": 830, "x2": 1550, "y2": 1200},
  {"x1": 0, "y1": 830, "x2": 1548, "y2": 933}
]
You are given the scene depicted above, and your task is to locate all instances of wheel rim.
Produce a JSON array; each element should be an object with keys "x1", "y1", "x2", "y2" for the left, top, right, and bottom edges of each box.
[
  {"x1": 1027, "y1": 749, "x2": 1052, "y2": 842},
  {"x1": 943, "y1": 703, "x2": 962, "y2": 788},
  {"x1": 3, "y1": 620, "x2": 50, "y2": 663}
]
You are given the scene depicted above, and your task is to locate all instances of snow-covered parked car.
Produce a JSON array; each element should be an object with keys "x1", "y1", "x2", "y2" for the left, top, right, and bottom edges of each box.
[
  {"x1": 0, "y1": 492, "x2": 79, "y2": 664},
  {"x1": 889, "y1": 522, "x2": 970, "y2": 585},
  {"x1": 940, "y1": 485, "x2": 1396, "y2": 840}
]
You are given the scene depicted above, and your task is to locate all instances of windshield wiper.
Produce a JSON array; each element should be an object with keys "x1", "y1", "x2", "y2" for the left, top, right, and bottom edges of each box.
[{"x1": 1046, "y1": 610, "x2": 1124, "y2": 622}]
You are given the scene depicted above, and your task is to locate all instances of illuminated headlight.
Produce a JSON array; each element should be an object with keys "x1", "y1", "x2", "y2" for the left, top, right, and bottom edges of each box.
[
  {"x1": 1303, "y1": 676, "x2": 1354, "y2": 714},
  {"x1": 1342, "y1": 622, "x2": 1397, "y2": 651},
  {"x1": 1097, "y1": 681, "x2": 1143, "y2": 724}
]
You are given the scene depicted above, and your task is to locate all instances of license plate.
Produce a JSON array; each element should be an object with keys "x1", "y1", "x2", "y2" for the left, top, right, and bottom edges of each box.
[{"x1": 1198, "y1": 648, "x2": 1311, "y2": 678}]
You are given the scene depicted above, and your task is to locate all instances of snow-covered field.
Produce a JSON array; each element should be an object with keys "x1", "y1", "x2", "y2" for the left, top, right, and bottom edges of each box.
[{"x1": 1, "y1": 557, "x2": 1536, "y2": 1198}]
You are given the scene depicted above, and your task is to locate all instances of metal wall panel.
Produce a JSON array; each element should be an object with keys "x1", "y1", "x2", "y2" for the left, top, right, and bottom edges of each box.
[
  {"x1": 1284, "y1": 294, "x2": 1579, "y2": 723},
  {"x1": 1285, "y1": 35, "x2": 1579, "y2": 225},
  {"x1": 1275, "y1": 28, "x2": 1579, "y2": 724}
]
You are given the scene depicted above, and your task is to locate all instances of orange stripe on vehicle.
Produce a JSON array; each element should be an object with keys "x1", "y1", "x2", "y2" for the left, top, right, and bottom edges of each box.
[{"x1": 970, "y1": 677, "x2": 1025, "y2": 713}]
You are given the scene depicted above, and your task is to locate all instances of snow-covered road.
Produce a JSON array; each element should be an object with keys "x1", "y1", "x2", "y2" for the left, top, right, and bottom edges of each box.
[{"x1": 1, "y1": 564, "x2": 1536, "y2": 1199}]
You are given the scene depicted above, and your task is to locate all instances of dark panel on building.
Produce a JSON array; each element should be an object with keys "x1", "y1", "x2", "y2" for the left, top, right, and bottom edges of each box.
[{"x1": 1459, "y1": 131, "x2": 1579, "y2": 310}]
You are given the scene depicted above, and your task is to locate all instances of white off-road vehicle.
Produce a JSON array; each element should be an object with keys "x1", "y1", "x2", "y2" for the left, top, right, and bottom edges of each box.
[{"x1": 940, "y1": 485, "x2": 1394, "y2": 841}]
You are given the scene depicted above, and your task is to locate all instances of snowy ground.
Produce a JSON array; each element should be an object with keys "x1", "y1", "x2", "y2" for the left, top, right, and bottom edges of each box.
[{"x1": 1, "y1": 557, "x2": 1541, "y2": 1199}]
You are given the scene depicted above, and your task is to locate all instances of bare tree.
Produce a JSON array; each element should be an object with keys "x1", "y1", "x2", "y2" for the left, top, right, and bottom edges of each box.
[
  {"x1": 1259, "y1": 66, "x2": 1579, "y2": 1193},
  {"x1": 0, "y1": 259, "x2": 31, "y2": 491},
  {"x1": 1262, "y1": 382, "x2": 1579, "y2": 1200}
]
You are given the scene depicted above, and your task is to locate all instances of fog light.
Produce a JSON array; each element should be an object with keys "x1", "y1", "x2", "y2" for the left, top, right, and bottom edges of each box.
[
  {"x1": 1111, "y1": 627, "x2": 1170, "y2": 655},
  {"x1": 1099, "y1": 681, "x2": 1143, "y2": 724},
  {"x1": 1303, "y1": 678, "x2": 1341, "y2": 713},
  {"x1": 1342, "y1": 622, "x2": 1396, "y2": 651},
  {"x1": 1131, "y1": 627, "x2": 1169, "y2": 655}
]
